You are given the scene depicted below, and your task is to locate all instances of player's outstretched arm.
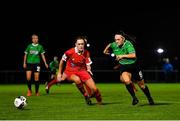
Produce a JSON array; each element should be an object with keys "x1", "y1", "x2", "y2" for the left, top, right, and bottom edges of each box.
[
  {"x1": 57, "y1": 59, "x2": 66, "y2": 82},
  {"x1": 87, "y1": 65, "x2": 93, "y2": 75},
  {"x1": 116, "y1": 53, "x2": 136, "y2": 60},
  {"x1": 103, "y1": 43, "x2": 111, "y2": 55}
]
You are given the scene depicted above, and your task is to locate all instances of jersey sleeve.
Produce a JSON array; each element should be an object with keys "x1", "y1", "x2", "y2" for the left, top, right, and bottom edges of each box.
[
  {"x1": 127, "y1": 42, "x2": 136, "y2": 54},
  {"x1": 62, "y1": 49, "x2": 72, "y2": 61},
  {"x1": 40, "y1": 45, "x2": 45, "y2": 54},
  {"x1": 110, "y1": 42, "x2": 113, "y2": 48},
  {"x1": 86, "y1": 51, "x2": 92, "y2": 65},
  {"x1": 110, "y1": 42, "x2": 116, "y2": 53},
  {"x1": 24, "y1": 45, "x2": 30, "y2": 54},
  {"x1": 110, "y1": 42, "x2": 115, "y2": 49}
]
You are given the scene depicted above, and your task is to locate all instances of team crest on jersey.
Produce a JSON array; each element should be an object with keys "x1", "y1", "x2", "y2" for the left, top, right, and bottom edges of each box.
[
  {"x1": 70, "y1": 62, "x2": 76, "y2": 67},
  {"x1": 30, "y1": 50, "x2": 38, "y2": 55}
]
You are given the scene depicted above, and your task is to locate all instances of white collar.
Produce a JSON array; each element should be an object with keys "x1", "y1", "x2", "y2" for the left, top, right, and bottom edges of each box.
[
  {"x1": 75, "y1": 47, "x2": 84, "y2": 55},
  {"x1": 32, "y1": 43, "x2": 39, "y2": 46}
]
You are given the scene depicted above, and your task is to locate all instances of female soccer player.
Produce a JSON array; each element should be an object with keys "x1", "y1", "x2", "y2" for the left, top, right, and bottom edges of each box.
[
  {"x1": 49, "y1": 56, "x2": 59, "y2": 80},
  {"x1": 45, "y1": 56, "x2": 59, "y2": 94},
  {"x1": 57, "y1": 36, "x2": 102, "y2": 105},
  {"x1": 23, "y1": 34, "x2": 48, "y2": 96},
  {"x1": 103, "y1": 31, "x2": 154, "y2": 105}
]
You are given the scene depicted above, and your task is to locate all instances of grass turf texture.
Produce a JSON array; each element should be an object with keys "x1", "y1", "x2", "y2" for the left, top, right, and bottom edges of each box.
[{"x1": 0, "y1": 83, "x2": 180, "y2": 120}]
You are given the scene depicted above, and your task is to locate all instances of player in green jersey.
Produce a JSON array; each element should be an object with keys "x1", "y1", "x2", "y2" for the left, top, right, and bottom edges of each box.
[
  {"x1": 49, "y1": 56, "x2": 59, "y2": 80},
  {"x1": 45, "y1": 56, "x2": 59, "y2": 94},
  {"x1": 23, "y1": 34, "x2": 48, "y2": 96},
  {"x1": 103, "y1": 31, "x2": 154, "y2": 105}
]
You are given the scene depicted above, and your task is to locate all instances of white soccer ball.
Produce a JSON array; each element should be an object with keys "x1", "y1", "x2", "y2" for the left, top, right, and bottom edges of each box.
[
  {"x1": 14, "y1": 96, "x2": 27, "y2": 109},
  {"x1": 87, "y1": 43, "x2": 90, "y2": 47},
  {"x1": 111, "y1": 53, "x2": 115, "y2": 57}
]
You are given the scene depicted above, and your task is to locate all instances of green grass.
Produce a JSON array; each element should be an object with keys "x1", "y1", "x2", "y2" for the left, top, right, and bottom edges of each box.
[{"x1": 0, "y1": 83, "x2": 180, "y2": 120}]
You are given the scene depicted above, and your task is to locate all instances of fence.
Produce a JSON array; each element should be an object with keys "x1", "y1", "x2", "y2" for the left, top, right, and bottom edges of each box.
[{"x1": 0, "y1": 69, "x2": 179, "y2": 84}]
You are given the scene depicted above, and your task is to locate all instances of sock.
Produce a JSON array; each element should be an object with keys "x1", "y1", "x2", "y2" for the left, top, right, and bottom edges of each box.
[
  {"x1": 126, "y1": 83, "x2": 136, "y2": 99},
  {"x1": 141, "y1": 85, "x2": 152, "y2": 99},
  {"x1": 35, "y1": 81, "x2": 40, "y2": 93},
  {"x1": 27, "y1": 80, "x2": 32, "y2": 91},
  {"x1": 76, "y1": 83, "x2": 88, "y2": 97},
  {"x1": 94, "y1": 89, "x2": 102, "y2": 103},
  {"x1": 47, "y1": 79, "x2": 58, "y2": 89}
]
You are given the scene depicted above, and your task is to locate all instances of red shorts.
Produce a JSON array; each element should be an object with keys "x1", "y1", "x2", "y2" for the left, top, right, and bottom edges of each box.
[{"x1": 64, "y1": 70, "x2": 91, "y2": 82}]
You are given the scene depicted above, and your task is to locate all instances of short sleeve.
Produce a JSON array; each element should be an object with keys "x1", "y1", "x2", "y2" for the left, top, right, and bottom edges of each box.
[
  {"x1": 126, "y1": 41, "x2": 135, "y2": 54},
  {"x1": 40, "y1": 45, "x2": 45, "y2": 54},
  {"x1": 24, "y1": 44, "x2": 30, "y2": 54},
  {"x1": 62, "y1": 49, "x2": 72, "y2": 61}
]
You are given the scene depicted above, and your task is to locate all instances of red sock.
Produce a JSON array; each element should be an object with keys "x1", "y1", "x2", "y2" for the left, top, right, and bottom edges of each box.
[
  {"x1": 47, "y1": 79, "x2": 58, "y2": 89},
  {"x1": 95, "y1": 89, "x2": 102, "y2": 103},
  {"x1": 76, "y1": 83, "x2": 88, "y2": 97}
]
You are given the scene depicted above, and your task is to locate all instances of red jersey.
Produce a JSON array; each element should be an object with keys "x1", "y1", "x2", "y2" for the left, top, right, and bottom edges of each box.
[{"x1": 62, "y1": 47, "x2": 92, "y2": 72}]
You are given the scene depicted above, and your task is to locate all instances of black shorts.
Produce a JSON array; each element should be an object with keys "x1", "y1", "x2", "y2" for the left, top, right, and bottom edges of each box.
[
  {"x1": 119, "y1": 63, "x2": 144, "y2": 82},
  {"x1": 26, "y1": 63, "x2": 41, "y2": 72}
]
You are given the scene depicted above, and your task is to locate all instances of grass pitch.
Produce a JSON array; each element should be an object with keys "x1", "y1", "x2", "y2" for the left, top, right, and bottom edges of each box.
[{"x1": 0, "y1": 83, "x2": 180, "y2": 120}]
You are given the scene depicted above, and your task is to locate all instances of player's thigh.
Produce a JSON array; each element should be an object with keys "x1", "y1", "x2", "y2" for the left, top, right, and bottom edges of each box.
[
  {"x1": 120, "y1": 75, "x2": 125, "y2": 83},
  {"x1": 34, "y1": 72, "x2": 40, "y2": 81},
  {"x1": 121, "y1": 72, "x2": 132, "y2": 84},
  {"x1": 26, "y1": 71, "x2": 32, "y2": 80},
  {"x1": 77, "y1": 70, "x2": 91, "y2": 82},
  {"x1": 69, "y1": 74, "x2": 81, "y2": 84}
]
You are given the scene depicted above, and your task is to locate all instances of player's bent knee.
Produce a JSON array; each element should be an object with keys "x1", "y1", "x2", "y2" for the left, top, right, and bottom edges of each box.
[
  {"x1": 138, "y1": 84, "x2": 145, "y2": 89},
  {"x1": 92, "y1": 87, "x2": 98, "y2": 92}
]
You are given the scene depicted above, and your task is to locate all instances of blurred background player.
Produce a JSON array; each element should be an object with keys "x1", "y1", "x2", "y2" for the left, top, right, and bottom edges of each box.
[
  {"x1": 162, "y1": 58, "x2": 174, "y2": 82},
  {"x1": 45, "y1": 56, "x2": 59, "y2": 93},
  {"x1": 57, "y1": 36, "x2": 102, "y2": 105},
  {"x1": 23, "y1": 34, "x2": 48, "y2": 96},
  {"x1": 103, "y1": 31, "x2": 154, "y2": 105}
]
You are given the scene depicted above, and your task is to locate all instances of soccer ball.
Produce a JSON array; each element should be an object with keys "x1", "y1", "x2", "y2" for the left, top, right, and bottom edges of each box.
[
  {"x1": 111, "y1": 53, "x2": 115, "y2": 57},
  {"x1": 14, "y1": 96, "x2": 27, "y2": 109}
]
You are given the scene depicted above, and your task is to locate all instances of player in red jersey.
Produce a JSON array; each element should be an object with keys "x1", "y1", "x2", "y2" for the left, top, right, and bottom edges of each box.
[{"x1": 57, "y1": 36, "x2": 102, "y2": 105}]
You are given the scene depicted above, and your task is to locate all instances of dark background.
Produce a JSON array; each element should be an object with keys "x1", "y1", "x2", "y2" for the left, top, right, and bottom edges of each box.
[{"x1": 0, "y1": 2, "x2": 179, "y2": 71}]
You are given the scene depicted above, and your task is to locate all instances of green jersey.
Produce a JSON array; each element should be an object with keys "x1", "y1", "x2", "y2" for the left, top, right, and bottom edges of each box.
[
  {"x1": 24, "y1": 43, "x2": 45, "y2": 64},
  {"x1": 110, "y1": 40, "x2": 136, "y2": 65},
  {"x1": 49, "y1": 60, "x2": 59, "y2": 72}
]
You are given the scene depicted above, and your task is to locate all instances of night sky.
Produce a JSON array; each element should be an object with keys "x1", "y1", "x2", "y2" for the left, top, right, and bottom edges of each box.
[{"x1": 0, "y1": 2, "x2": 179, "y2": 70}]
